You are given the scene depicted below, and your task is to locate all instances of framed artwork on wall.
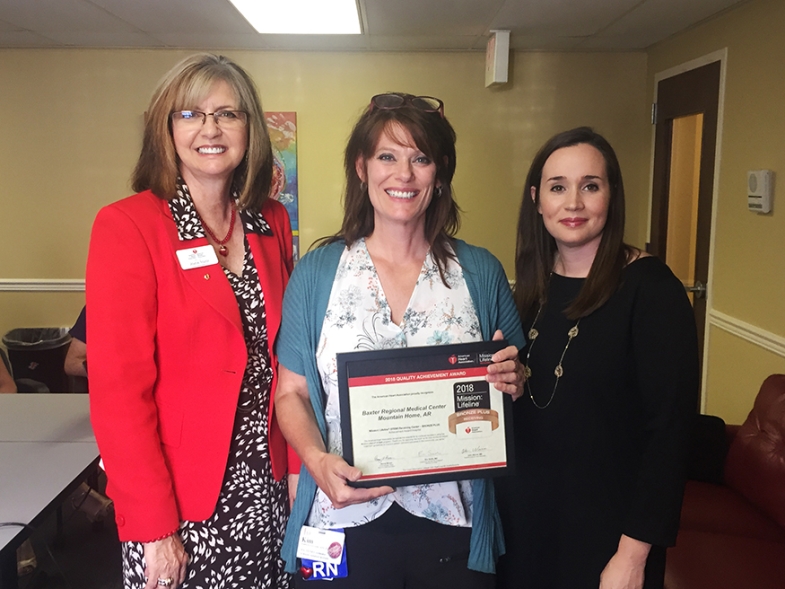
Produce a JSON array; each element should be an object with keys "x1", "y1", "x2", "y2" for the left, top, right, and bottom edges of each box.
[{"x1": 265, "y1": 112, "x2": 300, "y2": 261}]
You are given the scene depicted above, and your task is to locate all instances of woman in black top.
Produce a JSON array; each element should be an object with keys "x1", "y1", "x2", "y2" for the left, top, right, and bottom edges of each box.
[{"x1": 495, "y1": 127, "x2": 699, "y2": 589}]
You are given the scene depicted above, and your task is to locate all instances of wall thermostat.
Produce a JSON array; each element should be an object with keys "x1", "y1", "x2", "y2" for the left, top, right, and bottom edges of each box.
[{"x1": 747, "y1": 170, "x2": 773, "y2": 214}]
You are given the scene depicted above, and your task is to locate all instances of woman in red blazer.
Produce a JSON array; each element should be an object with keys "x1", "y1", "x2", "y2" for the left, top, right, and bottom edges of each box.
[{"x1": 87, "y1": 54, "x2": 296, "y2": 589}]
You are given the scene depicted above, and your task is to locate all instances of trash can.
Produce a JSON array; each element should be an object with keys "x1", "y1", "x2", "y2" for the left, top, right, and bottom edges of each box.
[{"x1": 2, "y1": 328, "x2": 72, "y2": 393}]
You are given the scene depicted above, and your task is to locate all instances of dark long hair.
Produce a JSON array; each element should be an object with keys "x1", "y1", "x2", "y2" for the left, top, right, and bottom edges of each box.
[
  {"x1": 514, "y1": 127, "x2": 635, "y2": 320},
  {"x1": 319, "y1": 94, "x2": 460, "y2": 282},
  {"x1": 132, "y1": 53, "x2": 273, "y2": 211}
]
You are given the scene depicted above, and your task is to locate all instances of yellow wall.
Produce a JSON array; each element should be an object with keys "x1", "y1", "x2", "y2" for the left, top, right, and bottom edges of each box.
[
  {"x1": 0, "y1": 48, "x2": 648, "y2": 339},
  {"x1": 647, "y1": 0, "x2": 785, "y2": 420},
  {"x1": 4, "y1": 7, "x2": 780, "y2": 420},
  {"x1": 704, "y1": 326, "x2": 785, "y2": 423}
]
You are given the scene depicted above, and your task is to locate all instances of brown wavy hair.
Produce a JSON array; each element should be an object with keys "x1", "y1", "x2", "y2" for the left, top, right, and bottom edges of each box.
[
  {"x1": 131, "y1": 53, "x2": 273, "y2": 210},
  {"x1": 319, "y1": 94, "x2": 460, "y2": 282},
  {"x1": 514, "y1": 127, "x2": 635, "y2": 320}
]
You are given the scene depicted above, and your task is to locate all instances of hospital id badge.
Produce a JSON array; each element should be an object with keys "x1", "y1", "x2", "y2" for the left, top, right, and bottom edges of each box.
[{"x1": 297, "y1": 526, "x2": 348, "y2": 581}]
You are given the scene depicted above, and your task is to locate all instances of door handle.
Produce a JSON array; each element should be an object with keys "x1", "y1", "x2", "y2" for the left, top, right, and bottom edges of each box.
[{"x1": 684, "y1": 280, "x2": 707, "y2": 299}]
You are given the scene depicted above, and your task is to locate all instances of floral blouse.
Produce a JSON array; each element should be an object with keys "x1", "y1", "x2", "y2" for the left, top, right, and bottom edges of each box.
[{"x1": 309, "y1": 238, "x2": 482, "y2": 529}]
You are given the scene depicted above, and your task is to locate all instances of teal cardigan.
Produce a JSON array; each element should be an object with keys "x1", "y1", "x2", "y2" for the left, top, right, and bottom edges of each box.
[{"x1": 277, "y1": 239, "x2": 525, "y2": 574}]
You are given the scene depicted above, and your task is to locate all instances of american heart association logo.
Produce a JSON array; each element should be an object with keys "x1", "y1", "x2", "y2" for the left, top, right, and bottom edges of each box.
[
  {"x1": 448, "y1": 355, "x2": 458, "y2": 365},
  {"x1": 328, "y1": 542, "x2": 342, "y2": 559},
  {"x1": 465, "y1": 426, "x2": 472, "y2": 434}
]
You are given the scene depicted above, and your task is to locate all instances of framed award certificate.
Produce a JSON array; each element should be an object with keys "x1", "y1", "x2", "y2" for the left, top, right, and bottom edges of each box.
[{"x1": 336, "y1": 340, "x2": 515, "y2": 488}]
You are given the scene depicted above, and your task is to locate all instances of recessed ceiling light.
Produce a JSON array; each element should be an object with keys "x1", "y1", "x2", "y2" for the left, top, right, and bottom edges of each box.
[{"x1": 228, "y1": 0, "x2": 362, "y2": 35}]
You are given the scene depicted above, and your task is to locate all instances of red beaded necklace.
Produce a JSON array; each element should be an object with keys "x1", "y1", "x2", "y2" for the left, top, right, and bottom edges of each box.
[{"x1": 201, "y1": 206, "x2": 237, "y2": 257}]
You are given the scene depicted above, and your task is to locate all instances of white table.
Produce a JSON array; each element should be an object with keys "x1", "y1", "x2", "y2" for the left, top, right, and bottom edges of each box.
[
  {"x1": 0, "y1": 395, "x2": 98, "y2": 589},
  {"x1": 0, "y1": 394, "x2": 94, "y2": 443}
]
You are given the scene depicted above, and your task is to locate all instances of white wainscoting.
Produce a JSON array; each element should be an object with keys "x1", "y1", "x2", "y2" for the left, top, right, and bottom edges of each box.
[
  {"x1": 0, "y1": 279, "x2": 85, "y2": 292},
  {"x1": 2, "y1": 281, "x2": 782, "y2": 359},
  {"x1": 709, "y1": 309, "x2": 785, "y2": 359}
]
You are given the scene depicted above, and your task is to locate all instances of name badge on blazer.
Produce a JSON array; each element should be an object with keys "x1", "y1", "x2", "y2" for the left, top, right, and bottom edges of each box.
[{"x1": 176, "y1": 245, "x2": 219, "y2": 270}]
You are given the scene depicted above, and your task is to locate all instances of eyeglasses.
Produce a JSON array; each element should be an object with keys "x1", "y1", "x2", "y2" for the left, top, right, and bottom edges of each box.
[
  {"x1": 170, "y1": 109, "x2": 248, "y2": 128},
  {"x1": 368, "y1": 94, "x2": 445, "y2": 118}
]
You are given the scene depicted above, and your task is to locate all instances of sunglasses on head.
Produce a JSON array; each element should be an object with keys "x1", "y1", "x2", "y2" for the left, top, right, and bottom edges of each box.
[{"x1": 368, "y1": 93, "x2": 445, "y2": 118}]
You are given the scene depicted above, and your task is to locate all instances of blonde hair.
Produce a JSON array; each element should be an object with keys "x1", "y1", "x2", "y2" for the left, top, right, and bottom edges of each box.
[{"x1": 131, "y1": 53, "x2": 273, "y2": 210}]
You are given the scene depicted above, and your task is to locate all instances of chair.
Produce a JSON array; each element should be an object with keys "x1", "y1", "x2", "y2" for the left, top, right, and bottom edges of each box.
[{"x1": 0, "y1": 347, "x2": 49, "y2": 393}]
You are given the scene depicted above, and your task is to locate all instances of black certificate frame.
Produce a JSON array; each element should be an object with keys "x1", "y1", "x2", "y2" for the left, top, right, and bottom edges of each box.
[{"x1": 337, "y1": 340, "x2": 515, "y2": 488}]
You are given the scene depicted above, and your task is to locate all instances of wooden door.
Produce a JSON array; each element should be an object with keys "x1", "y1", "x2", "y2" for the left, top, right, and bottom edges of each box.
[{"x1": 650, "y1": 61, "x2": 721, "y2": 365}]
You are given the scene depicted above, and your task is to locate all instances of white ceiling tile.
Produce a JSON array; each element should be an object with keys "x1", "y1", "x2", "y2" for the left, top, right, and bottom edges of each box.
[
  {"x1": 149, "y1": 32, "x2": 257, "y2": 49},
  {"x1": 592, "y1": 0, "x2": 745, "y2": 42},
  {"x1": 0, "y1": 17, "x2": 21, "y2": 31},
  {"x1": 152, "y1": 32, "x2": 371, "y2": 51},
  {"x1": 89, "y1": 0, "x2": 256, "y2": 34},
  {"x1": 490, "y1": 0, "x2": 640, "y2": 37},
  {"x1": 0, "y1": 0, "x2": 136, "y2": 32},
  {"x1": 0, "y1": 0, "x2": 752, "y2": 52},
  {"x1": 0, "y1": 30, "x2": 59, "y2": 46},
  {"x1": 509, "y1": 35, "x2": 586, "y2": 51},
  {"x1": 41, "y1": 30, "x2": 165, "y2": 47},
  {"x1": 364, "y1": 0, "x2": 504, "y2": 36},
  {"x1": 369, "y1": 35, "x2": 483, "y2": 52},
  {"x1": 571, "y1": 35, "x2": 647, "y2": 51}
]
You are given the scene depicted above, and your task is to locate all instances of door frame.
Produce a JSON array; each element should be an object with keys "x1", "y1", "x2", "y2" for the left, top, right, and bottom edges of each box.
[{"x1": 647, "y1": 48, "x2": 727, "y2": 412}]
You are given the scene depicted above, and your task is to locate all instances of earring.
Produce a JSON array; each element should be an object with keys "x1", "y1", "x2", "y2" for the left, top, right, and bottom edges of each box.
[
  {"x1": 435, "y1": 186, "x2": 443, "y2": 198},
  {"x1": 360, "y1": 181, "x2": 367, "y2": 193}
]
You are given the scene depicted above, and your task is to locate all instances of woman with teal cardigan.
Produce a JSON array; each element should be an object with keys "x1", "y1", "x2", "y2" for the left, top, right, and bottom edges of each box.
[{"x1": 275, "y1": 93, "x2": 525, "y2": 589}]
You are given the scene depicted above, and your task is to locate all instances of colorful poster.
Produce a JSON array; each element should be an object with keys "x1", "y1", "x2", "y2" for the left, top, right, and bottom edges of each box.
[{"x1": 265, "y1": 112, "x2": 299, "y2": 261}]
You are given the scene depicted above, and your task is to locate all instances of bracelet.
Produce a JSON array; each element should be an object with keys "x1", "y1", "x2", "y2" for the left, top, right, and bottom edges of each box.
[{"x1": 143, "y1": 528, "x2": 179, "y2": 544}]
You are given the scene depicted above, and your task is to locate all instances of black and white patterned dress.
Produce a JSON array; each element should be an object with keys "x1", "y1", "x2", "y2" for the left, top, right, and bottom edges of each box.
[{"x1": 121, "y1": 183, "x2": 291, "y2": 589}]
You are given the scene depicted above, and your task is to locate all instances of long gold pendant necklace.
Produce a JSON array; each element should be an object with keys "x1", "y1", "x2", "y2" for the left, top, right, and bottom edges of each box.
[{"x1": 523, "y1": 303, "x2": 580, "y2": 410}]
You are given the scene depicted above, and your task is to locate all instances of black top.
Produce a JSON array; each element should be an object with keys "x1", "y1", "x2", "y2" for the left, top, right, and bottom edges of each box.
[
  {"x1": 495, "y1": 256, "x2": 699, "y2": 589},
  {"x1": 70, "y1": 305, "x2": 87, "y2": 343}
]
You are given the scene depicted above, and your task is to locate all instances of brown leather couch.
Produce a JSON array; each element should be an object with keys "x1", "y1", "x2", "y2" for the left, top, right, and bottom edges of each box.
[{"x1": 665, "y1": 374, "x2": 785, "y2": 589}]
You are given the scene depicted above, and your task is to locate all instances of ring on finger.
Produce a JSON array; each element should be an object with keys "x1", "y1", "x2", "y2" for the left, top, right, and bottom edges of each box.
[{"x1": 157, "y1": 579, "x2": 174, "y2": 587}]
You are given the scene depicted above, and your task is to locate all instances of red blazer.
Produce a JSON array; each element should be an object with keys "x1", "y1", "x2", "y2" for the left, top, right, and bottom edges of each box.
[{"x1": 86, "y1": 190, "x2": 296, "y2": 542}]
